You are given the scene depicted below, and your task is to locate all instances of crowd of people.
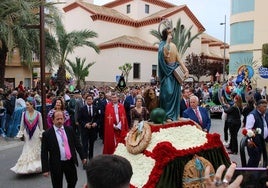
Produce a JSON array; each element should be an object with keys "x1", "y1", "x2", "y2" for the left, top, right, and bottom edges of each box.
[
  {"x1": 0, "y1": 80, "x2": 241, "y2": 187},
  {"x1": 0, "y1": 73, "x2": 267, "y2": 187},
  {"x1": 2, "y1": 25, "x2": 268, "y2": 186}
]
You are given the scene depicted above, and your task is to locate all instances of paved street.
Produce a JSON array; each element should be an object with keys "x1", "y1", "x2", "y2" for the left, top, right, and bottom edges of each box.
[{"x1": 0, "y1": 117, "x2": 242, "y2": 188}]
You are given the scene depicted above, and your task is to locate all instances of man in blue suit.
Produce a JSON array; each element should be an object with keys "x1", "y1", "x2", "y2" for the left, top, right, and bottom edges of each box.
[
  {"x1": 183, "y1": 95, "x2": 211, "y2": 132},
  {"x1": 125, "y1": 88, "x2": 137, "y2": 109}
]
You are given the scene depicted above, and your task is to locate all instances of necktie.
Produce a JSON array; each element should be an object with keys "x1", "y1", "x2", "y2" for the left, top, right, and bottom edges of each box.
[
  {"x1": 185, "y1": 100, "x2": 189, "y2": 108},
  {"x1": 194, "y1": 108, "x2": 203, "y2": 125},
  {"x1": 58, "y1": 128, "x2": 72, "y2": 160},
  {"x1": 89, "y1": 106, "x2": 93, "y2": 116},
  {"x1": 88, "y1": 106, "x2": 92, "y2": 116}
]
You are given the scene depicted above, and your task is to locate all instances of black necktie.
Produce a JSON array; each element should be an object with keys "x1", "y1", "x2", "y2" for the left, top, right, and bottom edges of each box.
[{"x1": 88, "y1": 106, "x2": 92, "y2": 116}]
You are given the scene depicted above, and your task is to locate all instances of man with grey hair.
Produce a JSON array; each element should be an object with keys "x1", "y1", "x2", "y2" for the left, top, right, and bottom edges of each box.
[
  {"x1": 245, "y1": 99, "x2": 268, "y2": 167},
  {"x1": 183, "y1": 95, "x2": 211, "y2": 132}
]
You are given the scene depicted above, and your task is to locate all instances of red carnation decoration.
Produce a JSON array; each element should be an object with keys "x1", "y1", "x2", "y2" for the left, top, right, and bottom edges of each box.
[{"x1": 242, "y1": 128, "x2": 248, "y2": 136}]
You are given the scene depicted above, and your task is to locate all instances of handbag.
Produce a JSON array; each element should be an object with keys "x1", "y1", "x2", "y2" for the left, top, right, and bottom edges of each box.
[{"x1": 173, "y1": 66, "x2": 185, "y2": 84}]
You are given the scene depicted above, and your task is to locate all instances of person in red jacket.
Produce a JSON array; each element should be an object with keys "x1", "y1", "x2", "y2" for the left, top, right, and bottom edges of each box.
[{"x1": 17, "y1": 81, "x2": 25, "y2": 92}]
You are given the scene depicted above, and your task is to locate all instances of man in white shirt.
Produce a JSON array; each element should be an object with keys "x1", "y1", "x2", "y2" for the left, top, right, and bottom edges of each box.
[
  {"x1": 41, "y1": 111, "x2": 87, "y2": 188},
  {"x1": 261, "y1": 86, "x2": 267, "y2": 99},
  {"x1": 245, "y1": 99, "x2": 268, "y2": 167}
]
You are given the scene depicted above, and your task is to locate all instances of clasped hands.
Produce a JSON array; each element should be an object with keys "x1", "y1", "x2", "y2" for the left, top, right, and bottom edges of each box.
[
  {"x1": 113, "y1": 121, "x2": 122, "y2": 130},
  {"x1": 85, "y1": 122, "x2": 97, "y2": 129}
]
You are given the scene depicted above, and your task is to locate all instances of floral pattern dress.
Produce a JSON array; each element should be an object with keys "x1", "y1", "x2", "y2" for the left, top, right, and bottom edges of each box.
[{"x1": 10, "y1": 110, "x2": 43, "y2": 174}]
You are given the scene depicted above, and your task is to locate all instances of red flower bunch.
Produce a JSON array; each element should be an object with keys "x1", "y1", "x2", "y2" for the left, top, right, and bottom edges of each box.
[
  {"x1": 241, "y1": 128, "x2": 261, "y2": 148},
  {"x1": 242, "y1": 128, "x2": 248, "y2": 136},
  {"x1": 242, "y1": 128, "x2": 261, "y2": 137}
]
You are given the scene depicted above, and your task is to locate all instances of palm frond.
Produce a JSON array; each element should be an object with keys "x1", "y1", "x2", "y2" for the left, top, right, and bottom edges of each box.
[
  {"x1": 66, "y1": 57, "x2": 95, "y2": 89},
  {"x1": 150, "y1": 18, "x2": 202, "y2": 57}
]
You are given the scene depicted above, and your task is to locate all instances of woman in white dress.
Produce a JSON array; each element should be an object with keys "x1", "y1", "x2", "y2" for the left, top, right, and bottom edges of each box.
[{"x1": 11, "y1": 97, "x2": 43, "y2": 174}]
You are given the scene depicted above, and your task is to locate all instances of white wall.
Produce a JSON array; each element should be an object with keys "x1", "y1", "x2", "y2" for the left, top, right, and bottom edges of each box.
[{"x1": 87, "y1": 47, "x2": 157, "y2": 83}]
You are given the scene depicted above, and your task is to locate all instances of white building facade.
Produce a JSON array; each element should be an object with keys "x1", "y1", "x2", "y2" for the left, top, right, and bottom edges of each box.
[
  {"x1": 230, "y1": 0, "x2": 268, "y2": 88},
  {"x1": 51, "y1": 0, "x2": 227, "y2": 86}
]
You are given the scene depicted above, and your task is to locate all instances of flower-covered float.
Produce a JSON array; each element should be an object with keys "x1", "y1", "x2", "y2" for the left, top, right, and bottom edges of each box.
[{"x1": 114, "y1": 119, "x2": 231, "y2": 188}]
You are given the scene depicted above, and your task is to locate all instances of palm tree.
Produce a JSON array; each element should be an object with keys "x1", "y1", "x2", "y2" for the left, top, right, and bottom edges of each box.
[
  {"x1": 150, "y1": 18, "x2": 202, "y2": 57},
  {"x1": 119, "y1": 63, "x2": 132, "y2": 84},
  {"x1": 0, "y1": 0, "x2": 59, "y2": 88},
  {"x1": 66, "y1": 57, "x2": 95, "y2": 89},
  {"x1": 53, "y1": 18, "x2": 100, "y2": 93}
]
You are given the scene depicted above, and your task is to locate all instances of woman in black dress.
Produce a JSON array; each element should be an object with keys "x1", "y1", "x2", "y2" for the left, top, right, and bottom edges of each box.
[
  {"x1": 222, "y1": 95, "x2": 243, "y2": 154},
  {"x1": 130, "y1": 96, "x2": 149, "y2": 127}
]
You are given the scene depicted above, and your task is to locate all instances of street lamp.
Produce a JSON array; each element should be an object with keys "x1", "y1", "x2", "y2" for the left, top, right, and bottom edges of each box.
[{"x1": 220, "y1": 15, "x2": 226, "y2": 82}]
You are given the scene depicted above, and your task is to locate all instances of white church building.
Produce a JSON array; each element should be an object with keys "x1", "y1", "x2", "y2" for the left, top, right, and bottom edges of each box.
[{"x1": 49, "y1": 0, "x2": 228, "y2": 86}]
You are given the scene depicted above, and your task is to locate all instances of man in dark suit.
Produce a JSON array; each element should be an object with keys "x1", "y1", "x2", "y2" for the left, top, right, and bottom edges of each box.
[
  {"x1": 119, "y1": 93, "x2": 131, "y2": 128},
  {"x1": 41, "y1": 111, "x2": 87, "y2": 188},
  {"x1": 180, "y1": 88, "x2": 190, "y2": 117},
  {"x1": 245, "y1": 99, "x2": 268, "y2": 167},
  {"x1": 78, "y1": 95, "x2": 99, "y2": 160},
  {"x1": 125, "y1": 88, "x2": 137, "y2": 108},
  {"x1": 183, "y1": 95, "x2": 211, "y2": 132},
  {"x1": 74, "y1": 90, "x2": 85, "y2": 138},
  {"x1": 93, "y1": 91, "x2": 106, "y2": 140}
]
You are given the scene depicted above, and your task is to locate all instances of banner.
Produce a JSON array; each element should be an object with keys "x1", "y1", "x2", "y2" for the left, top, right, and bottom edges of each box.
[{"x1": 259, "y1": 66, "x2": 268, "y2": 79}]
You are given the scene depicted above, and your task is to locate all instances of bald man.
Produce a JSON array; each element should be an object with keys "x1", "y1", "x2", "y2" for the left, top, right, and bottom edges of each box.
[{"x1": 183, "y1": 95, "x2": 211, "y2": 132}]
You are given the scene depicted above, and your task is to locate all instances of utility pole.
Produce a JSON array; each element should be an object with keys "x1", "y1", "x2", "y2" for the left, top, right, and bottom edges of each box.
[
  {"x1": 40, "y1": 0, "x2": 47, "y2": 129},
  {"x1": 220, "y1": 15, "x2": 226, "y2": 82}
]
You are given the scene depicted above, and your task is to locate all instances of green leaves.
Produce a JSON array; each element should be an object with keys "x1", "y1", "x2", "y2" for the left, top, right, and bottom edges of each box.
[
  {"x1": 119, "y1": 63, "x2": 132, "y2": 83},
  {"x1": 66, "y1": 57, "x2": 95, "y2": 89},
  {"x1": 150, "y1": 18, "x2": 202, "y2": 57}
]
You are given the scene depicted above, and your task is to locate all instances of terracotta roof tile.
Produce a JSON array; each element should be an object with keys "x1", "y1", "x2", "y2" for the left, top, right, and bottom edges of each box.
[
  {"x1": 99, "y1": 35, "x2": 157, "y2": 51},
  {"x1": 64, "y1": 2, "x2": 205, "y2": 31},
  {"x1": 140, "y1": 5, "x2": 185, "y2": 22},
  {"x1": 64, "y1": 1, "x2": 134, "y2": 21},
  {"x1": 201, "y1": 33, "x2": 222, "y2": 43},
  {"x1": 104, "y1": 0, "x2": 176, "y2": 8}
]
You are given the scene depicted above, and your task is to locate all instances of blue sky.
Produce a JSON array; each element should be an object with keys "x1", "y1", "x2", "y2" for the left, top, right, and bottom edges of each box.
[{"x1": 95, "y1": 0, "x2": 230, "y2": 43}]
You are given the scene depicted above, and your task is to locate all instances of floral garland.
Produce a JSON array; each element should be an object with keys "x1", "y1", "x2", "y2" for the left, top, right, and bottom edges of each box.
[{"x1": 114, "y1": 121, "x2": 227, "y2": 188}]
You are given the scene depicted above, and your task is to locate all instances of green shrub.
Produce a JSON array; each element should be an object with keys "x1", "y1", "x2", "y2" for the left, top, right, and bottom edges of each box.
[
  {"x1": 32, "y1": 72, "x2": 38, "y2": 78},
  {"x1": 262, "y1": 43, "x2": 268, "y2": 67}
]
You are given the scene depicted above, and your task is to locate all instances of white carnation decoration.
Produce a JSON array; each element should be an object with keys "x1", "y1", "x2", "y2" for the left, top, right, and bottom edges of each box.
[
  {"x1": 146, "y1": 125, "x2": 207, "y2": 152},
  {"x1": 114, "y1": 143, "x2": 155, "y2": 188}
]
